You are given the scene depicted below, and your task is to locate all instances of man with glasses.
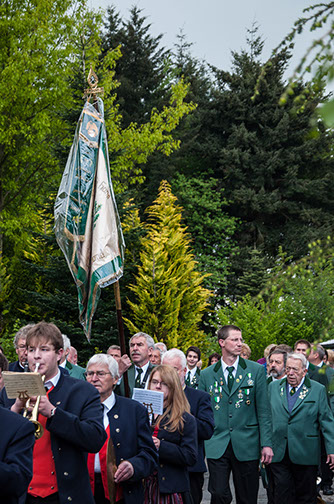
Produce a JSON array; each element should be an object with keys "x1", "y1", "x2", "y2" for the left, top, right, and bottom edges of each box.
[
  {"x1": 85, "y1": 353, "x2": 157, "y2": 504},
  {"x1": 9, "y1": 324, "x2": 35, "y2": 372},
  {"x1": 199, "y1": 325, "x2": 273, "y2": 504}
]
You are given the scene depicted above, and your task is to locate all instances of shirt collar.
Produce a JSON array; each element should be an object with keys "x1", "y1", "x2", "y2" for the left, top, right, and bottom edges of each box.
[
  {"x1": 44, "y1": 369, "x2": 61, "y2": 390},
  {"x1": 221, "y1": 356, "x2": 239, "y2": 374},
  {"x1": 102, "y1": 392, "x2": 116, "y2": 414},
  {"x1": 136, "y1": 361, "x2": 149, "y2": 376},
  {"x1": 186, "y1": 366, "x2": 197, "y2": 378}
]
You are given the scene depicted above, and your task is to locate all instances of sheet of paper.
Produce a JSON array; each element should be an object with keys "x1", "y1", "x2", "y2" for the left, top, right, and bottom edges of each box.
[
  {"x1": 2, "y1": 372, "x2": 46, "y2": 399},
  {"x1": 132, "y1": 388, "x2": 164, "y2": 415}
]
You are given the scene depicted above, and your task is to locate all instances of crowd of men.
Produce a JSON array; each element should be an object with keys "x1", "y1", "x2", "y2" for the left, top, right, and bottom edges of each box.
[{"x1": 0, "y1": 322, "x2": 334, "y2": 504}]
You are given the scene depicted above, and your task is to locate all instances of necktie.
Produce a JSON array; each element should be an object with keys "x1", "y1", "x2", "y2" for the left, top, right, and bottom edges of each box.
[
  {"x1": 290, "y1": 387, "x2": 296, "y2": 396},
  {"x1": 135, "y1": 368, "x2": 143, "y2": 388},
  {"x1": 227, "y1": 366, "x2": 234, "y2": 392},
  {"x1": 185, "y1": 371, "x2": 191, "y2": 386}
]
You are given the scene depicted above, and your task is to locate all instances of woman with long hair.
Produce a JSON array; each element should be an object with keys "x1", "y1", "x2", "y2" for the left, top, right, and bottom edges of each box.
[{"x1": 145, "y1": 364, "x2": 198, "y2": 504}]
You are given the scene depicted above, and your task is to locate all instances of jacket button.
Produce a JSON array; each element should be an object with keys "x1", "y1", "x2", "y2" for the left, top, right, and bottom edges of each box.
[
  {"x1": 162, "y1": 477, "x2": 166, "y2": 481},
  {"x1": 160, "y1": 464, "x2": 163, "y2": 468},
  {"x1": 116, "y1": 428, "x2": 120, "y2": 433},
  {"x1": 58, "y1": 448, "x2": 61, "y2": 451},
  {"x1": 64, "y1": 472, "x2": 68, "y2": 476},
  {"x1": 51, "y1": 486, "x2": 54, "y2": 490},
  {"x1": 114, "y1": 414, "x2": 119, "y2": 419},
  {"x1": 230, "y1": 427, "x2": 233, "y2": 431},
  {"x1": 68, "y1": 498, "x2": 72, "y2": 501},
  {"x1": 229, "y1": 400, "x2": 232, "y2": 404},
  {"x1": 229, "y1": 414, "x2": 232, "y2": 418},
  {"x1": 117, "y1": 443, "x2": 121, "y2": 448}
]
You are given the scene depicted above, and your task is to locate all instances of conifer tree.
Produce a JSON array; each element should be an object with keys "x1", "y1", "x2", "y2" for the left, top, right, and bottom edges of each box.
[{"x1": 125, "y1": 181, "x2": 211, "y2": 351}]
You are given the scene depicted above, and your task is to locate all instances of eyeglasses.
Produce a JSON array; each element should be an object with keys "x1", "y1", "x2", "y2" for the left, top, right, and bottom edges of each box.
[
  {"x1": 150, "y1": 379, "x2": 169, "y2": 388},
  {"x1": 85, "y1": 371, "x2": 111, "y2": 378}
]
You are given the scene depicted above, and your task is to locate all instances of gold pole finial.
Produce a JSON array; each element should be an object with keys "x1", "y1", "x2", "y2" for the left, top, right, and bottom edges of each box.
[{"x1": 83, "y1": 66, "x2": 104, "y2": 101}]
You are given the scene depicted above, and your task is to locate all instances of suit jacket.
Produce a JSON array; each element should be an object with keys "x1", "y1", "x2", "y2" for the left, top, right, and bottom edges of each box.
[
  {"x1": 199, "y1": 358, "x2": 272, "y2": 461},
  {"x1": 115, "y1": 362, "x2": 154, "y2": 397},
  {"x1": 308, "y1": 362, "x2": 334, "y2": 411},
  {"x1": 268, "y1": 376, "x2": 334, "y2": 465},
  {"x1": 0, "y1": 407, "x2": 35, "y2": 504},
  {"x1": 184, "y1": 385, "x2": 214, "y2": 473},
  {"x1": 65, "y1": 360, "x2": 86, "y2": 380},
  {"x1": 156, "y1": 411, "x2": 197, "y2": 493},
  {"x1": 106, "y1": 395, "x2": 158, "y2": 504},
  {"x1": 0, "y1": 373, "x2": 107, "y2": 504},
  {"x1": 8, "y1": 361, "x2": 24, "y2": 372}
]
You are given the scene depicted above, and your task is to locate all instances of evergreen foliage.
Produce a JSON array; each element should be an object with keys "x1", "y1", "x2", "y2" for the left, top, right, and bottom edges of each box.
[{"x1": 125, "y1": 181, "x2": 211, "y2": 352}]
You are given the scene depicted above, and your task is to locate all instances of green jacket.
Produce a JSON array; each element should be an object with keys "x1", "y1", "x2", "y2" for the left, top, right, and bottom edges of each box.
[
  {"x1": 65, "y1": 360, "x2": 86, "y2": 380},
  {"x1": 199, "y1": 357, "x2": 272, "y2": 461},
  {"x1": 268, "y1": 376, "x2": 334, "y2": 465}
]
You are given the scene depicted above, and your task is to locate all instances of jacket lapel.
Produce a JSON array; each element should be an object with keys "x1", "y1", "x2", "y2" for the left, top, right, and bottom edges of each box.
[
  {"x1": 278, "y1": 378, "x2": 289, "y2": 413},
  {"x1": 230, "y1": 357, "x2": 248, "y2": 396},
  {"x1": 212, "y1": 361, "x2": 228, "y2": 396}
]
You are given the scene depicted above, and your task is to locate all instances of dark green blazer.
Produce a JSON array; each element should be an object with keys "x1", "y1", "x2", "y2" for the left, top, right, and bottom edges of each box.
[
  {"x1": 268, "y1": 376, "x2": 334, "y2": 465},
  {"x1": 65, "y1": 360, "x2": 86, "y2": 380},
  {"x1": 199, "y1": 357, "x2": 272, "y2": 461}
]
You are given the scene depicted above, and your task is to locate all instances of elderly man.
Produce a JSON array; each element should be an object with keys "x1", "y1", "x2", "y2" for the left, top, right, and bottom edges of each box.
[
  {"x1": 162, "y1": 348, "x2": 214, "y2": 504},
  {"x1": 0, "y1": 406, "x2": 35, "y2": 504},
  {"x1": 267, "y1": 349, "x2": 287, "y2": 384},
  {"x1": 150, "y1": 345, "x2": 162, "y2": 365},
  {"x1": 199, "y1": 325, "x2": 273, "y2": 504},
  {"x1": 2, "y1": 321, "x2": 107, "y2": 504},
  {"x1": 8, "y1": 324, "x2": 35, "y2": 372},
  {"x1": 115, "y1": 332, "x2": 155, "y2": 396},
  {"x1": 85, "y1": 353, "x2": 157, "y2": 504},
  {"x1": 268, "y1": 352, "x2": 334, "y2": 504}
]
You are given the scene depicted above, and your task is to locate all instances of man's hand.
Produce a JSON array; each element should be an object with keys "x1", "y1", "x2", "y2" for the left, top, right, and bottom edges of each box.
[
  {"x1": 152, "y1": 436, "x2": 160, "y2": 450},
  {"x1": 37, "y1": 396, "x2": 55, "y2": 418},
  {"x1": 118, "y1": 355, "x2": 132, "y2": 377},
  {"x1": 327, "y1": 454, "x2": 334, "y2": 470},
  {"x1": 11, "y1": 396, "x2": 27, "y2": 414},
  {"x1": 114, "y1": 461, "x2": 134, "y2": 483},
  {"x1": 261, "y1": 446, "x2": 273, "y2": 465}
]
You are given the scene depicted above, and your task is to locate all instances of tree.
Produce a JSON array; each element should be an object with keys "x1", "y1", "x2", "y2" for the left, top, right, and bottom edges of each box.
[
  {"x1": 188, "y1": 27, "x2": 334, "y2": 297},
  {"x1": 124, "y1": 180, "x2": 211, "y2": 352},
  {"x1": 102, "y1": 5, "x2": 169, "y2": 128},
  {"x1": 217, "y1": 239, "x2": 334, "y2": 360},
  {"x1": 0, "y1": 0, "x2": 88, "y2": 254}
]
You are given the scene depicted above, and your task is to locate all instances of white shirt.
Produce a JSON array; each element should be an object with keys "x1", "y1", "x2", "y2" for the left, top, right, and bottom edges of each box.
[
  {"x1": 94, "y1": 392, "x2": 116, "y2": 472},
  {"x1": 186, "y1": 366, "x2": 197, "y2": 381},
  {"x1": 44, "y1": 369, "x2": 61, "y2": 390},
  {"x1": 221, "y1": 357, "x2": 239, "y2": 383}
]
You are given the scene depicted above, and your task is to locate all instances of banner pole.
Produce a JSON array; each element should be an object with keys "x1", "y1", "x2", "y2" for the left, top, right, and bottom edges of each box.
[{"x1": 113, "y1": 281, "x2": 130, "y2": 398}]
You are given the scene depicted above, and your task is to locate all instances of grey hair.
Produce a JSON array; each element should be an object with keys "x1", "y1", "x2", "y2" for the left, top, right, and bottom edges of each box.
[
  {"x1": 130, "y1": 332, "x2": 155, "y2": 349},
  {"x1": 313, "y1": 344, "x2": 326, "y2": 361},
  {"x1": 13, "y1": 324, "x2": 35, "y2": 348},
  {"x1": 87, "y1": 353, "x2": 119, "y2": 378},
  {"x1": 153, "y1": 345, "x2": 163, "y2": 357},
  {"x1": 287, "y1": 352, "x2": 307, "y2": 369},
  {"x1": 155, "y1": 342, "x2": 167, "y2": 354},
  {"x1": 62, "y1": 334, "x2": 71, "y2": 352},
  {"x1": 162, "y1": 348, "x2": 187, "y2": 369}
]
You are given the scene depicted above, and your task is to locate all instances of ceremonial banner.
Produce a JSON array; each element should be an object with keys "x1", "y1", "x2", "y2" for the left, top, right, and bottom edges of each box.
[{"x1": 54, "y1": 97, "x2": 125, "y2": 340}]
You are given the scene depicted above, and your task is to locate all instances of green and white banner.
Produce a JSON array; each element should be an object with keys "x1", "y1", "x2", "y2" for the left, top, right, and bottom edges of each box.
[{"x1": 54, "y1": 97, "x2": 125, "y2": 340}]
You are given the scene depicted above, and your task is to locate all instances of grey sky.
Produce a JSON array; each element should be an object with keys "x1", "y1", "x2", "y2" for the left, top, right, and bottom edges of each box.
[{"x1": 90, "y1": 0, "x2": 313, "y2": 79}]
